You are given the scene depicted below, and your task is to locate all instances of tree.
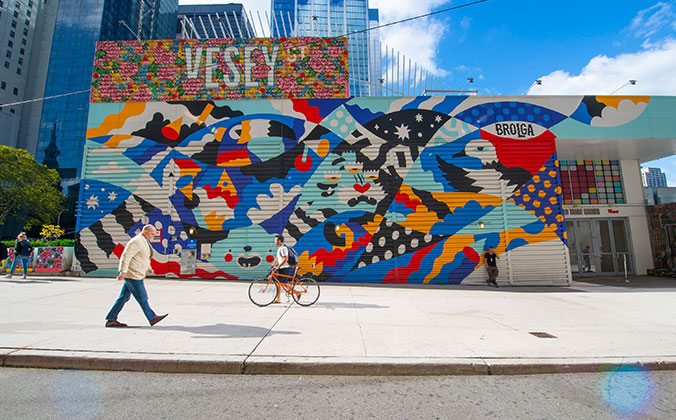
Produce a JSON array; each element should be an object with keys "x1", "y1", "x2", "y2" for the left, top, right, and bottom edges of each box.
[{"x1": 0, "y1": 146, "x2": 65, "y2": 229}]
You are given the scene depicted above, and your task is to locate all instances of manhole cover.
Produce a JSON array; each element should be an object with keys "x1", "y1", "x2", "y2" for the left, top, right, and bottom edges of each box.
[{"x1": 529, "y1": 331, "x2": 557, "y2": 338}]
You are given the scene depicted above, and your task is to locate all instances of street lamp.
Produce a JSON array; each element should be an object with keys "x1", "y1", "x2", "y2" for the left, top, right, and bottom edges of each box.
[
  {"x1": 119, "y1": 20, "x2": 141, "y2": 41},
  {"x1": 458, "y1": 77, "x2": 474, "y2": 95},
  {"x1": 57, "y1": 210, "x2": 66, "y2": 227},
  {"x1": 522, "y1": 79, "x2": 542, "y2": 95},
  {"x1": 609, "y1": 79, "x2": 637, "y2": 95}
]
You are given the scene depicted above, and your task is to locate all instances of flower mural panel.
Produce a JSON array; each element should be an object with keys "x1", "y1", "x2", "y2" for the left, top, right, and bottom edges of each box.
[{"x1": 90, "y1": 38, "x2": 350, "y2": 102}]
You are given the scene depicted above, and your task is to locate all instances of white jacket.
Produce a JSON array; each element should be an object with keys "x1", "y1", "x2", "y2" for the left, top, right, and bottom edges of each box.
[{"x1": 118, "y1": 234, "x2": 154, "y2": 280}]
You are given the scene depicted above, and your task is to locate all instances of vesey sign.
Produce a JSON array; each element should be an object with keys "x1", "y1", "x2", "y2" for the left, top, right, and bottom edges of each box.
[{"x1": 90, "y1": 37, "x2": 349, "y2": 102}]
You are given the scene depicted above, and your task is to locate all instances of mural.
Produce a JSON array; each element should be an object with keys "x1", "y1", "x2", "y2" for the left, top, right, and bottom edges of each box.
[
  {"x1": 90, "y1": 38, "x2": 349, "y2": 102},
  {"x1": 77, "y1": 96, "x2": 651, "y2": 283}
]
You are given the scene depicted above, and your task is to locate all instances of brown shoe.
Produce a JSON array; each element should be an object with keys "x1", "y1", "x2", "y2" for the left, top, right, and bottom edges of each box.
[
  {"x1": 150, "y1": 314, "x2": 168, "y2": 326},
  {"x1": 105, "y1": 320, "x2": 128, "y2": 328}
]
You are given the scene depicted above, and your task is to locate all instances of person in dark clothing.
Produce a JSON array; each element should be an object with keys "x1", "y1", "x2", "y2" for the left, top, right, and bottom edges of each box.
[
  {"x1": 484, "y1": 246, "x2": 499, "y2": 287},
  {"x1": 6, "y1": 232, "x2": 33, "y2": 279},
  {"x1": 0, "y1": 242, "x2": 8, "y2": 269}
]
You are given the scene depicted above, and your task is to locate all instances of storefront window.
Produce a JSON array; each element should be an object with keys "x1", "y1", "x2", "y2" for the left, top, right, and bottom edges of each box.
[{"x1": 559, "y1": 160, "x2": 624, "y2": 205}]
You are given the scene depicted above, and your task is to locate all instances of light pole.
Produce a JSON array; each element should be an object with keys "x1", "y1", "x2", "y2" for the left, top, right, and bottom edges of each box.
[
  {"x1": 458, "y1": 77, "x2": 474, "y2": 95},
  {"x1": 521, "y1": 79, "x2": 542, "y2": 95},
  {"x1": 609, "y1": 79, "x2": 637, "y2": 95},
  {"x1": 57, "y1": 210, "x2": 66, "y2": 227},
  {"x1": 119, "y1": 20, "x2": 141, "y2": 41}
]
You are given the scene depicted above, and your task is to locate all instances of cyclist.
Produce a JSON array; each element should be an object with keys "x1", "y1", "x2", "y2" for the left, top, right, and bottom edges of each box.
[{"x1": 271, "y1": 234, "x2": 292, "y2": 303}]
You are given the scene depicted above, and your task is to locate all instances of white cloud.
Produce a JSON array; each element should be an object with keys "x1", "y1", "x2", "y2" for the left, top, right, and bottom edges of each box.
[
  {"x1": 370, "y1": 0, "x2": 455, "y2": 78},
  {"x1": 627, "y1": 1, "x2": 676, "y2": 43},
  {"x1": 528, "y1": 38, "x2": 676, "y2": 95},
  {"x1": 379, "y1": 20, "x2": 449, "y2": 77}
]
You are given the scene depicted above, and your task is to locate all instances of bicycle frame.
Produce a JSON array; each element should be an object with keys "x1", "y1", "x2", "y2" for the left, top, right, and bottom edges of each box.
[{"x1": 266, "y1": 267, "x2": 309, "y2": 296}]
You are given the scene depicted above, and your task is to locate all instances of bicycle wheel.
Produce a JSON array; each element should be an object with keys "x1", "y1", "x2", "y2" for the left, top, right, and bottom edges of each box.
[
  {"x1": 249, "y1": 277, "x2": 279, "y2": 307},
  {"x1": 292, "y1": 277, "x2": 320, "y2": 306}
]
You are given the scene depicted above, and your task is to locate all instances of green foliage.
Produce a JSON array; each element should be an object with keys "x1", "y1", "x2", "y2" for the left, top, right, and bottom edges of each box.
[
  {"x1": 0, "y1": 146, "x2": 65, "y2": 229},
  {"x1": 2, "y1": 239, "x2": 74, "y2": 247}
]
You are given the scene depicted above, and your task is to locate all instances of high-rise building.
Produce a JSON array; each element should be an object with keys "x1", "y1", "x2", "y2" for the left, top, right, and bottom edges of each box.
[
  {"x1": 34, "y1": 0, "x2": 178, "y2": 184},
  {"x1": 270, "y1": 0, "x2": 380, "y2": 96},
  {"x1": 0, "y1": 0, "x2": 58, "y2": 152},
  {"x1": 177, "y1": 4, "x2": 253, "y2": 39},
  {"x1": 642, "y1": 167, "x2": 668, "y2": 188}
]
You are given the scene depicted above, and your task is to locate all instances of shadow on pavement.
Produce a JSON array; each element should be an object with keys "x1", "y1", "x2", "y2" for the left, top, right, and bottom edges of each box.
[
  {"x1": 1, "y1": 278, "x2": 79, "y2": 284},
  {"x1": 574, "y1": 276, "x2": 676, "y2": 289},
  {"x1": 311, "y1": 302, "x2": 389, "y2": 309},
  {"x1": 154, "y1": 323, "x2": 300, "y2": 339}
]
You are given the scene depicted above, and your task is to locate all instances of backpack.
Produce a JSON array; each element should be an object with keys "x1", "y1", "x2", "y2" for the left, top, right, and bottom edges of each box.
[
  {"x1": 17, "y1": 240, "x2": 32, "y2": 257},
  {"x1": 285, "y1": 245, "x2": 298, "y2": 266}
]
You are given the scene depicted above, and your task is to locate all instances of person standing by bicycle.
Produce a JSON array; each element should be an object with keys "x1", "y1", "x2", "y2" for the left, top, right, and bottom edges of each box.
[{"x1": 271, "y1": 234, "x2": 292, "y2": 303}]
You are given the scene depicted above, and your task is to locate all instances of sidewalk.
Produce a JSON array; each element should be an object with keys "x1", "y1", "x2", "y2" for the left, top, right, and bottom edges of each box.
[{"x1": 2, "y1": 275, "x2": 676, "y2": 376}]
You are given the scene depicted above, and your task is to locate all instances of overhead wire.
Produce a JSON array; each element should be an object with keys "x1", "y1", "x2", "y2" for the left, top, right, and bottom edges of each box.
[{"x1": 0, "y1": 0, "x2": 489, "y2": 108}]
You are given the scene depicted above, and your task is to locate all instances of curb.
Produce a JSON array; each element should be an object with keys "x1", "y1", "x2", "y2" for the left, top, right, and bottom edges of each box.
[{"x1": 4, "y1": 350, "x2": 676, "y2": 376}]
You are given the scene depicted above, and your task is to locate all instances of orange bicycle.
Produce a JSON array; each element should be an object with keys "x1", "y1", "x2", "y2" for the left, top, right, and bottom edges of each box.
[{"x1": 248, "y1": 266, "x2": 320, "y2": 307}]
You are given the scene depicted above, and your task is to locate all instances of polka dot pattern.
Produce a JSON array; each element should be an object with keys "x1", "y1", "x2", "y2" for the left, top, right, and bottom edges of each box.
[
  {"x1": 454, "y1": 101, "x2": 566, "y2": 128},
  {"x1": 509, "y1": 154, "x2": 567, "y2": 245},
  {"x1": 352, "y1": 219, "x2": 445, "y2": 270}
]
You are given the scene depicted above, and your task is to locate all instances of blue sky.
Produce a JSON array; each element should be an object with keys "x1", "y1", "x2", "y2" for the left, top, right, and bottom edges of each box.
[{"x1": 180, "y1": 0, "x2": 676, "y2": 183}]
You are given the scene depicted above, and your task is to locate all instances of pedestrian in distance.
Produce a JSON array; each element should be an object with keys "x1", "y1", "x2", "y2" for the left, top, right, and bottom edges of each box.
[
  {"x1": 0, "y1": 241, "x2": 7, "y2": 267},
  {"x1": 581, "y1": 245, "x2": 592, "y2": 272},
  {"x1": 485, "y1": 246, "x2": 499, "y2": 287},
  {"x1": 271, "y1": 234, "x2": 292, "y2": 303},
  {"x1": 5, "y1": 232, "x2": 33, "y2": 279},
  {"x1": 104, "y1": 224, "x2": 168, "y2": 328}
]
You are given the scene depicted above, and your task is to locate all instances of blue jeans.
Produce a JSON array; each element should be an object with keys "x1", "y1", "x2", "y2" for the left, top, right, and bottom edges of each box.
[
  {"x1": 9, "y1": 256, "x2": 31, "y2": 276},
  {"x1": 106, "y1": 279, "x2": 157, "y2": 321}
]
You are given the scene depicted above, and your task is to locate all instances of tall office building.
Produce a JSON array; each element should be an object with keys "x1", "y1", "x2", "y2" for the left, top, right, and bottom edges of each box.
[
  {"x1": 177, "y1": 4, "x2": 254, "y2": 39},
  {"x1": 270, "y1": 0, "x2": 380, "y2": 96},
  {"x1": 34, "y1": 0, "x2": 178, "y2": 184},
  {"x1": 642, "y1": 167, "x2": 668, "y2": 188},
  {"x1": 0, "y1": 0, "x2": 58, "y2": 152}
]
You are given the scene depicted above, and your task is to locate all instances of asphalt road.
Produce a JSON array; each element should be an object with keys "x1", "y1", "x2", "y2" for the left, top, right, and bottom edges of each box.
[{"x1": 1, "y1": 367, "x2": 675, "y2": 419}]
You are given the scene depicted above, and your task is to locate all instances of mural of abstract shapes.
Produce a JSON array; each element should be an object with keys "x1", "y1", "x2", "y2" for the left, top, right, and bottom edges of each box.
[
  {"x1": 569, "y1": 96, "x2": 650, "y2": 127},
  {"x1": 90, "y1": 38, "x2": 349, "y2": 102},
  {"x1": 78, "y1": 96, "x2": 588, "y2": 284},
  {"x1": 559, "y1": 160, "x2": 624, "y2": 205}
]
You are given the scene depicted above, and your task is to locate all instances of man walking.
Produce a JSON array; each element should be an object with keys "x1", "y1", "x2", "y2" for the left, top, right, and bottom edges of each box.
[
  {"x1": 485, "y1": 246, "x2": 499, "y2": 287},
  {"x1": 271, "y1": 234, "x2": 292, "y2": 303},
  {"x1": 105, "y1": 224, "x2": 167, "y2": 327}
]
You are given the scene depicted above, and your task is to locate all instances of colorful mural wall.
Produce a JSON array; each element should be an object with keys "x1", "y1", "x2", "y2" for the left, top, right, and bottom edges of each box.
[
  {"x1": 90, "y1": 38, "x2": 349, "y2": 102},
  {"x1": 78, "y1": 96, "x2": 600, "y2": 284}
]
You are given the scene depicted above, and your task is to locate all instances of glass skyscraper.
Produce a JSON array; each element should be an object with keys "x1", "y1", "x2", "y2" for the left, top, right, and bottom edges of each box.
[
  {"x1": 35, "y1": 0, "x2": 178, "y2": 182},
  {"x1": 270, "y1": 0, "x2": 379, "y2": 97}
]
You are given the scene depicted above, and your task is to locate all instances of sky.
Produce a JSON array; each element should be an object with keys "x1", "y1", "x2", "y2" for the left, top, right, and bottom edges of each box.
[{"x1": 179, "y1": 0, "x2": 676, "y2": 184}]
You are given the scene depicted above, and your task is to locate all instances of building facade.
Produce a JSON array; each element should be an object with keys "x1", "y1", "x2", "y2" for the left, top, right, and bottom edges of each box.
[
  {"x1": 177, "y1": 4, "x2": 253, "y2": 39},
  {"x1": 0, "y1": 0, "x2": 58, "y2": 152},
  {"x1": 34, "y1": 0, "x2": 178, "y2": 184},
  {"x1": 77, "y1": 85, "x2": 676, "y2": 284},
  {"x1": 641, "y1": 167, "x2": 667, "y2": 187},
  {"x1": 271, "y1": 0, "x2": 380, "y2": 96}
]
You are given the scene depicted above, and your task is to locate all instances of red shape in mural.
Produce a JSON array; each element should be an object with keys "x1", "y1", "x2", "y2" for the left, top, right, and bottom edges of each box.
[
  {"x1": 294, "y1": 154, "x2": 313, "y2": 172},
  {"x1": 481, "y1": 129, "x2": 556, "y2": 175}
]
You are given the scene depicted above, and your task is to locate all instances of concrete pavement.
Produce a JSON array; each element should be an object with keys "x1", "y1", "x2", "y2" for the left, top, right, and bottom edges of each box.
[{"x1": 2, "y1": 275, "x2": 676, "y2": 375}]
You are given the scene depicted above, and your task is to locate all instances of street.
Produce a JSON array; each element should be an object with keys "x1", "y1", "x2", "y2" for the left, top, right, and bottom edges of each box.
[{"x1": 1, "y1": 367, "x2": 675, "y2": 419}]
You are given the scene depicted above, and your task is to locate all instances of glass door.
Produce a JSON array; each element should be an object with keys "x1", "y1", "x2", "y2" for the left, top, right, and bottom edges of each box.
[{"x1": 566, "y1": 218, "x2": 632, "y2": 276}]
